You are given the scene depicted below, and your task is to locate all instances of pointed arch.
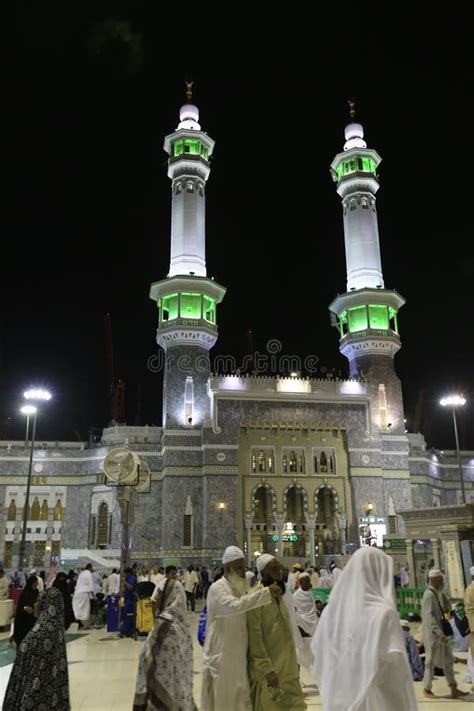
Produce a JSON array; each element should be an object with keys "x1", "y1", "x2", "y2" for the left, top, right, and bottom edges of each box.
[
  {"x1": 40, "y1": 499, "x2": 49, "y2": 520},
  {"x1": 283, "y1": 483, "x2": 308, "y2": 522},
  {"x1": 97, "y1": 501, "x2": 109, "y2": 547},
  {"x1": 30, "y1": 496, "x2": 41, "y2": 521},
  {"x1": 7, "y1": 499, "x2": 16, "y2": 521},
  {"x1": 250, "y1": 483, "x2": 277, "y2": 521},
  {"x1": 54, "y1": 499, "x2": 63, "y2": 521}
]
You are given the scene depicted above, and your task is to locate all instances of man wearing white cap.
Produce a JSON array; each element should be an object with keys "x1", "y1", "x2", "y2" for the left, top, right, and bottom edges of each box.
[
  {"x1": 421, "y1": 569, "x2": 469, "y2": 699},
  {"x1": 201, "y1": 546, "x2": 281, "y2": 711},
  {"x1": 293, "y1": 572, "x2": 318, "y2": 669},
  {"x1": 247, "y1": 554, "x2": 306, "y2": 709},
  {"x1": 464, "y1": 565, "x2": 474, "y2": 691}
]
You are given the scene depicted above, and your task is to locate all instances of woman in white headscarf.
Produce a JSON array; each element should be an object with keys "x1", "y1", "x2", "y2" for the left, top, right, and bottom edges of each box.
[
  {"x1": 312, "y1": 546, "x2": 417, "y2": 711},
  {"x1": 318, "y1": 568, "x2": 332, "y2": 589}
]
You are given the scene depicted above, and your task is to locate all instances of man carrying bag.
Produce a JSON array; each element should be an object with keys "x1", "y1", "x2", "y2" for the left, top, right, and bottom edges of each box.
[{"x1": 421, "y1": 569, "x2": 469, "y2": 700}]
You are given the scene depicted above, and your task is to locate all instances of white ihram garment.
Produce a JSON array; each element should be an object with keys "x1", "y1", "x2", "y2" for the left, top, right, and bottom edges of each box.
[
  {"x1": 331, "y1": 567, "x2": 342, "y2": 588},
  {"x1": 201, "y1": 576, "x2": 271, "y2": 711},
  {"x1": 282, "y1": 586, "x2": 305, "y2": 666},
  {"x1": 72, "y1": 570, "x2": 94, "y2": 621},
  {"x1": 318, "y1": 569, "x2": 332, "y2": 589},
  {"x1": 312, "y1": 546, "x2": 417, "y2": 711},
  {"x1": 294, "y1": 587, "x2": 318, "y2": 668}
]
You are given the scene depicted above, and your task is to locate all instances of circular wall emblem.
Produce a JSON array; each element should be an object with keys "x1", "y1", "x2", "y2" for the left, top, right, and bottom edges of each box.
[
  {"x1": 362, "y1": 455, "x2": 370, "y2": 464},
  {"x1": 290, "y1": 436, "x2": 296, "y2": 442},
  {"x1": 216, "y1": 453, "x2": 226, "y2": 462},
  {"x1": 260, "y1": 436, "x2": 266, "y2": 441},
  {"x1": 321, "y1": 437, "x2": 327, "y2": 443},
  {"x1": 34, "y1": 464, "x2": 44, "y2": 473}
]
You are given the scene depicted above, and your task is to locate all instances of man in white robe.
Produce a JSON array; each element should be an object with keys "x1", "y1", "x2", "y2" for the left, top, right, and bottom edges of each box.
[
  {"x1": 329, "y1": 561, "x2": 342, "y2": 588},
  {"x1": 313, "y1": 546, "x2": 418, "y2": 711},
  {"x1": 293, "y1": 572, "x2": 318, "y2": 669},
  {"x1": 72, "y1": 564, "x2": 95, "y2": 628},
  {"x1": 281, "y1": 565, "x2": 304, "y2": 667},
  {"x1": 422, "y1": 569, "x2": 469, "y2": 699},
  {"x1": 201, "y1": 546, "x2": 281, "y2": 711},
  {"x1": 107, "y1": 568, "x2": 120, "y2": 595}
]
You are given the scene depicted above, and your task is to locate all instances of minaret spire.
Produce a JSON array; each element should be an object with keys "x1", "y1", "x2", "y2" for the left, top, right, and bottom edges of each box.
[
  {"x1": 185, "y1": 79, "x2": 193, "y2": 102},
  {"x1": 348, "y1": 97, "x2": 356, "y2": 121}
]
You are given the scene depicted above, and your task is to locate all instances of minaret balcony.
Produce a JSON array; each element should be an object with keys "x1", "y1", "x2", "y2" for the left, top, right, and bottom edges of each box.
[
  {"x1": 340, "y1": 329, "x2": 401, "y2": 360},
  {"x1": 158, "y1": 317, "x2": 217, "y2": 333}
]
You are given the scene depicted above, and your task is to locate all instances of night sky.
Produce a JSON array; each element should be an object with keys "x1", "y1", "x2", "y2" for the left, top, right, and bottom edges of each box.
[{"x1": 3, "y1": 7, "x2": 473, "y2": 449}]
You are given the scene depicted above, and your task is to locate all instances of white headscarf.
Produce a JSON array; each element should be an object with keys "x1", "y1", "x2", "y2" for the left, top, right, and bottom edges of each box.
[{"x1": 312, "y1": 547, "x2": 417, "y2": 711}]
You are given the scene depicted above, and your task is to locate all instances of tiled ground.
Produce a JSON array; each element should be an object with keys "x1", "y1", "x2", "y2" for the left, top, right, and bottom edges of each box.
[{"x1": 0, "y1": 610, "x2": 472, "y2": 709}]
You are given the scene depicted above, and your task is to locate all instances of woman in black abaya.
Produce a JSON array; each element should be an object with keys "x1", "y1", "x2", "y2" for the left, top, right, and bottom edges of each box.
[
  {"x1": 3, "y1": 587, "x2": 70, "y2": 710},
  {"x1": 12, "y1": 574, "x2": 39, "y2": 646}
]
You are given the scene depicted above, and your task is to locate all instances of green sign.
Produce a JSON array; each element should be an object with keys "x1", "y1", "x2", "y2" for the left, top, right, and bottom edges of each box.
[
  {"x1": 383, "y1": 539, "x2": 407, "y2": 551},
  {"x1": 271, "y1": 534, "x2": 280, "y2": 542},
  {"x1": 282, "y1": 534, "x2": 299, "y2": 542}
]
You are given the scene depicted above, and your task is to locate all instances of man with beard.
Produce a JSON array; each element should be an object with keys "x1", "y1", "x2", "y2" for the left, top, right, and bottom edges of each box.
[
  {"x1": 201, "y1": 546, "x2": 281, "y2": 711},
  {"x1": 247, "y1": 554, "x2": 306, "y2": 710}
]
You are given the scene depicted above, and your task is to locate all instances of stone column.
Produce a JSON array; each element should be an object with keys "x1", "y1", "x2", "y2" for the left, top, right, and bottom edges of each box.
[
  {"x1": 244, "y1": 519, "x2": 253, "y2": 567},
  {"x1": 306, "y1": 520, "x2": 316, "y2": 567},
  {"x1": 431, "y1": 538, "x2": 441, "y2": 571},
  {"x1": 336, "y1": 511, "x2": 347, "y2": 555},
  {"x1": 405, "y1": 539, "x2": 415, "y2": 586},
  {"x1": 275, "y1": 519, "x2": 285, "y2": 560}
]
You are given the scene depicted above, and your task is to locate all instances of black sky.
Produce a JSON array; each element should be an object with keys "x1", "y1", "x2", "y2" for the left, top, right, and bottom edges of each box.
[{"x1": 3, "y1": 6, "x2": 473, "y2": 449}]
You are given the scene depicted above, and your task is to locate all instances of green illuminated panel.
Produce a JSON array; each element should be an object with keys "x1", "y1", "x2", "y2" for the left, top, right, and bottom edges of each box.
[
  {"x1": 161, "y1": 293, "x2": 179, "y2": 321},
  {"x1": 368, "y1": 304, "x2": 389, "y2": 329},
  {"x1": 180, "y1": 292, "x2": 202, "y2": 318},
  {"x1": 335, "y1": 154, "x2": 378, "y2": 179},
  {"x1": 348, "y1": 305, "x2": 368, "y2": 332},
  {"x1": 203, "y1": 295, "x2": 216, "y2": 324},
  {"x1": 172, "y1": 139, "x2": 208, "y2": 158},
  {"x1": 388, "y1": 306, "x2": 399, "y2": 334}
]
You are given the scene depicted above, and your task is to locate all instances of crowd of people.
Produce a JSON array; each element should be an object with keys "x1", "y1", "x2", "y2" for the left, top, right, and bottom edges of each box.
[{"x1": 1, "y1": 553, "x2": 473, "y2": 710}]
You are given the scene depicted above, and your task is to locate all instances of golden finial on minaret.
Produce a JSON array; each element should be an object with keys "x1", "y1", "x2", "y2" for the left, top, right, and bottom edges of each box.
[
  {"x1": 185, "y1": 80, "x2": 194, "y2": 102},
  {"x1": 348, "y1": 97, "x2": 356, "y2": 121}
]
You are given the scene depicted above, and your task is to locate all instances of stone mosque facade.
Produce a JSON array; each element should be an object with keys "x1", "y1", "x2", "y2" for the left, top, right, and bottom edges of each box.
[{"x1": 1, "y1": 95, "x2": 473, "y2": 587}]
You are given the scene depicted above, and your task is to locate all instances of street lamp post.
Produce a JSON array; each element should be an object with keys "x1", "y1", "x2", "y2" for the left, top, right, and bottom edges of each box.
[
  {"x1": 18, "y1": 388, "x2": 52, "y2": 572},
  {"x1": 440, "y1": 395, "x2": 466, "y2": 505},
  {"x1": 19, "y1": 405, "x2": 37, "y2": 572}
]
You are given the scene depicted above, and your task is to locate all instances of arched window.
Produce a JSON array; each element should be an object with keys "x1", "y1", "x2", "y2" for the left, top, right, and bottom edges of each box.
[
  {"x1": 329, "y1": 455, "x2": 334, "y2": 473},
  {"x1": 30, "y1": 497, "x2": 41, "y2": 521},
  {"x1": 54, "y1": 500, "x2": 63, "y2": 521},
  {"x1": 258, "y1": 451, "x2": 266, "y2": 473},
  {"x1": 282, "y1": 455, "x2": 288, "y2": 473},
  {"x1": 297, "y1": 455, "x2": 304, "y2": 473},
  {"x1": 40, "y1": 500, "x2": 49, "y2": 521},
  {"x1": 7, "y1": 499, "x2": 16, "y2": 521},
  {"x1": 97, "y1": 502, "x2": 109, "y2": 548},
  {"x1": 267, "y1": 454, "x2": 274, "y2": 473},
  {"x1": 289, "y1": 451, "x2": 297, "y2": 472},
  {"x1": 251, "y1": 454, "x2": 257, "y2": 473},
  {"x1": 320, "y1": 452, "x2": 328, "y2": 473}
]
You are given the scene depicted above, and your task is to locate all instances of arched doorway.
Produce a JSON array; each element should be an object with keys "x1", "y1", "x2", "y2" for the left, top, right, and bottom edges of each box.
[
  {"x1": 283, "y1": 485, "x2": 306, "y2": 558},
  {"x1": 316, "y1": 486, "x2": 338, "y2": 556},
  {"x1": 250, "y1": 486, "x2": 275, "y2": 557}
]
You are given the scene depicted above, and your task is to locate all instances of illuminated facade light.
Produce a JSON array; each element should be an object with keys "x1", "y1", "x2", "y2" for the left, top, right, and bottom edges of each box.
[
  {"x1": 24, "y1": 388, "x2": 52, "y2": 401},
  {"x1": 440, "y1": 395, "x2": 466, "y2": 407}
]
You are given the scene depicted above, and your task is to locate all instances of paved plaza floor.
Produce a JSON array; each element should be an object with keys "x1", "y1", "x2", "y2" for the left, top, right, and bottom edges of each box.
[{"x1": 0, "y1": 609, "x2": 472, "y2": 710}]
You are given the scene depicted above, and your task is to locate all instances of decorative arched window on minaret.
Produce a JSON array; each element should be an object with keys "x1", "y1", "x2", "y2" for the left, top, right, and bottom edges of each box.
[
  {"x1": 378, "y1": 384, "x2": 389, "y2": 432},
  {"x1": 40, "y1": 500, "x2": 49, "y2": 520},
  {"x1": 183, "y1": 496, "x2": 193, "y2": 547},
  {"x1": 54, "y1": 500, "x2": 62, "y2": 520},
  {"x1": 184, "y1": 377, "x2": 194, "y2": 426}
]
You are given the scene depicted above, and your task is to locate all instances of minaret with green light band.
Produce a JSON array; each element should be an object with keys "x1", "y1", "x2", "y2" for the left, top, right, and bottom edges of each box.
[
  {"x1": 150, "y1": 83, "x2": 226, "y2": 428},
  {"x1": 329, "y1": 101, "x2": 406, "y2": 434}
]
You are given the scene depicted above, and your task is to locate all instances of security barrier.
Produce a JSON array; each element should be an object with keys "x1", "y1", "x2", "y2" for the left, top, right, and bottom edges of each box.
[
  {"x1": 395, "y1": 588, "x2": 424, "y2": 618},
  {"x1": 310, "y1": 586, "x2": 425, "y2": 618}
]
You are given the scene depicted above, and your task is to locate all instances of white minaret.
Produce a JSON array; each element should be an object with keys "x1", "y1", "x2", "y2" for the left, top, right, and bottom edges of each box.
[
  {"x1": 165, "y1": 83, "x2": 214, "y2": 277},
  {"x1": 335, "y1": 120, "x2": 384, "y2": 291},
  {"x1": 329, "y1": 101, "x2": 406, "y2": 433},
  {"x1": 150, "y1": 84, "x2": 225, "y2": 428}
]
